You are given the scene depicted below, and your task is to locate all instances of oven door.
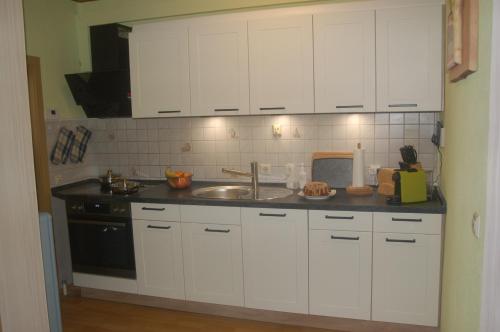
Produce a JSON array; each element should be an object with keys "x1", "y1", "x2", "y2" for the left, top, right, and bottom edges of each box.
[{"x1": 68, "y1": 218, "x2": 136, "y2": 279}]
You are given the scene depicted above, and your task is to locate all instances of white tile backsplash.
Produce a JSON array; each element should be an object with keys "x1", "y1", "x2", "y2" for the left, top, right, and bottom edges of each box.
[{"x1": 46, "y1": 113, "x2": 439, "y2": 184}]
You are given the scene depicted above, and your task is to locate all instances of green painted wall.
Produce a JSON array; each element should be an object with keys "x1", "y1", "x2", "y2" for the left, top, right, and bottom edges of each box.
[
  {"x1": 23, "y1": 0, "x2": 85, "y2": 119},
  {"x1": 440, "y1": 0, "x2": 493, "y2": 331}
]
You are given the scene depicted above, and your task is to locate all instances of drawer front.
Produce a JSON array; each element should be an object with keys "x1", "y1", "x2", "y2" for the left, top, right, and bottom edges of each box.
[
  {"x1": 180, "y1": 205, "x2": 241, "y2": 225},
  {"x1": 131, "y1": 203, "x2": 180, "y2": 221},
  {"x1": 309, "y1": 210, "x2": 372, "y2": 231},
  {"x1": 374, "y1": 212, "x2": 442, "y2": 235},
  {"x1": 242, "y1": 207, "x2": 307, "y2": 224}
]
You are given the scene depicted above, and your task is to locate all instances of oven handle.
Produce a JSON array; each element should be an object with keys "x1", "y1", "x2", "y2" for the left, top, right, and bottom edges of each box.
[{"x1": 68, "y1": 219, "x2": 126, "y2": 228}]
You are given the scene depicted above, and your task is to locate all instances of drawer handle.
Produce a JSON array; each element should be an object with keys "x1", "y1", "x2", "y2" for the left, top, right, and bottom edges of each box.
[
  {"x1": 259, "y1": 213, "x2": 287, "y2": 217},
  {"x1": 141, "y1": 207, "x2": 166, "y2": 211},
  {"x1": 335, "y1": 105, "x2": 363, "y2": 109},
  {"x1": 325, "y1": 215, "x2": 354, "y2": 220},
  {"x1": 331, "y1": 235, "x2": 360, "y2": 241},
  {"x1": 205, "y1": 228, "x2": 230, "y2": 233},
  {"x1": 259, "y1": 107, "x2": 286, "y2": 111},
  {"x1": 392, "y1": 217, "x2": 422, "y2": 222},
  {"x1": 386, "y1": 238, "x2": 416, "y2": 244},
  {"x1": 158, "y1": 110, "x2": 181, "y2": 114},
  {"x1": 147, "y1": 225, "x2": 171, "y2": 230},
  {"x1": 388, "y1": 104, "x2": 418, "y2": 108},
  {"x1": 214, "y1": 108, "x2": 239, "y2": 112}
]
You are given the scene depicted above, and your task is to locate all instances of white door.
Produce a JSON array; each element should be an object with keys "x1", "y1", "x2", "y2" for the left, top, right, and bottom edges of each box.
[
  {"x1": 181, "y1": 222, "x2": 244, "y2": 306},
  {"x1": 309, "y1": 230, "x2": 372, "y2": 320},
  {"x1": 372, "y1": 232, "x2": 441, "y2": 326},
  {"x1": 189, "y1": 20, "x2": 249, "y2": 116},
  {"x1": 314, "y1": 10, "x2": 375, "y2": 113},
  {"x1": 248, "y1": 15, "x2": 314, "y2": 114},
  {"x1": 241, "y1": 208, "x2": 308, "y2": 313},
  {"x1": 129, "y1": 23, "x2": 190, "y2": 118},
  {"x1": 376, "y1": 5, "x2": 443, "y2": 112},
  {"x1": 133, "y1": 220, "x2": 185, "y2": 299}
]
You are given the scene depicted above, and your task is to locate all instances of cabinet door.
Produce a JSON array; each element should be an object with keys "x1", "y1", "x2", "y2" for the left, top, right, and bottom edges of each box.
[
  {"x1": 181, "y1": 223, "x2": 243, "y2": 306},
  {"x1": 248, "y1": 15, "x2": 314, "y2": 114},
  {"x1": 189, "y1": 21, "x2": 249, "y2": 116},
  {"x1": 241, "y1": 208, "x2": 308, "y2": 313},
  {"x1": 376, "y1": 5, "x2": 443, "y2": 112},
  {"x1": 314, "y1": 10, "x2": 375, "y2": 113},
  {"x1": 129, "y1": 23, "x2": 190, "y2": 118},
  {"x1": 309, "y1": 230, "x2": 372, "y2": 320},
  {"x1": 133, "y1": 220, "x2": 185, "y2": 299},
  {"x1": 372, "y1": 233, "x2": 441, "y2": 326}
]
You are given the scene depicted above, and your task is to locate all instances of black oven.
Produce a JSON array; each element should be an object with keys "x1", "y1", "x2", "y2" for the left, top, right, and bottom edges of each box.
[{"x1": 67, "y1": 200, "x2": 136, "y2": 279}]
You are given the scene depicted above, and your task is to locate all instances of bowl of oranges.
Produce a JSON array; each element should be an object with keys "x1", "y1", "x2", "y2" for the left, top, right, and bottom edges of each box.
[{"x1": 165, "y1": 169, "x2": 193, "y2": 189}]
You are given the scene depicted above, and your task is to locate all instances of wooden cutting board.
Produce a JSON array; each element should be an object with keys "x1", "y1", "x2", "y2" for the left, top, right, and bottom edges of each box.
[{"x1": 312, "y1": 152, "x2": 353, "y2": 189}]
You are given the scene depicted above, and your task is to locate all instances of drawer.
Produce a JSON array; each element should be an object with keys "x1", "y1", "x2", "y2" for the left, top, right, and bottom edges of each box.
[
  {"x1": 374, "y1": 212, "x2": 442, "y2": 235},
  {"x1": 180, "y1": 205, "x2": 241, "y2": 225},
  {"x1": 309, "y1": 210, "x2": 372, "y2": 232},
  {"x1": 242, "y1": 207, "x2": 307, "y2": 224},
  {"x1": 131, "y1": 203, "x2": 180, "y2": 221}
]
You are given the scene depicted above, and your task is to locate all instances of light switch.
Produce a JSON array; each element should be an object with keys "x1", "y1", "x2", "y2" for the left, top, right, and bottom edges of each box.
[
  {"x1": 472, "y1": 212, "x2": 480, "y2": 239},
  {"x1": 272, "y1": 124, "x2": 282, "y2": 138}
]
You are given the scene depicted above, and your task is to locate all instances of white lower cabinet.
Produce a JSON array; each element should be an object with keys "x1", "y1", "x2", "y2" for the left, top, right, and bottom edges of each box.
[
  {"x1": 181, "y1": 222, "x2": 244, "y2": 306},
  {"x1": 309, "y1": 229, "x2": 372, "y2": 320},
  {"x1": 372, "y1": 232, "x2": 441, "y2": 326},
  {"x1": 242, "y1": 208, "x2": 308, "y2": 314},
  {"x1": 133, "y1": 219, "x2": 185, "y2": 299}
]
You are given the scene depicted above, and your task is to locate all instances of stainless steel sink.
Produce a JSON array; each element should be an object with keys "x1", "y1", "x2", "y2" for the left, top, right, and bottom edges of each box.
[{"x1": 191, "y1": 185, "x2": 293, "y2": 201}]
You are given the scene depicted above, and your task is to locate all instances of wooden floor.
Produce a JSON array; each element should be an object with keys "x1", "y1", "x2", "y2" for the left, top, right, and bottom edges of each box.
[{"x1": 61, "y1": 297, "x2": 340, "y2": 332}]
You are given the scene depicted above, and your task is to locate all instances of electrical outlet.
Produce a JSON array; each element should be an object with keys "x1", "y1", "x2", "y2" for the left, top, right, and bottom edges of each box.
[
  {"x1": 272, "y1": 124, "x2": 282, "y2": 138},
  {"x1": 55, "y1": 175, "x2": 63, "y2": 185},
  {"x1": 260, "y1": 163, "x2": 272, "y2": 174}
]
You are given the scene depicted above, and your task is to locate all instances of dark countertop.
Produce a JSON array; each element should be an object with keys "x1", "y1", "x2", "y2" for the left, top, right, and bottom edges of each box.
[{"x1": 52, "y1": 179, "x2": 446, "y2": 214}]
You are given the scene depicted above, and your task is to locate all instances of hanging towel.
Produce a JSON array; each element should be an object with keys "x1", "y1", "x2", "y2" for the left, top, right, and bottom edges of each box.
[
  {"x1": 70, "y1": 125, "x2": 92, "y2": 163},
  {"x1": 50, "y1": 127, "x2": 75, "y2": 165}
]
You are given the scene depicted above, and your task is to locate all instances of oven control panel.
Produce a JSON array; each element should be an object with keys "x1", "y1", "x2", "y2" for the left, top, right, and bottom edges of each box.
[{"x1": 66, "y1": 200, "x2": 131, "y2": 218}]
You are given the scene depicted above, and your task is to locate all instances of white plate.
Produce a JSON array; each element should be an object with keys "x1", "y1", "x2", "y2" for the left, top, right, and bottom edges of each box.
[{"x1": 298, "y1": 189, "x2": 337, "y2": 200}]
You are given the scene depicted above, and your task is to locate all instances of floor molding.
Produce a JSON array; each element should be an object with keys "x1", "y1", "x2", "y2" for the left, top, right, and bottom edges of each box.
[{"x1": 81, "y1": 287, "x2": 438, "y2": 332}]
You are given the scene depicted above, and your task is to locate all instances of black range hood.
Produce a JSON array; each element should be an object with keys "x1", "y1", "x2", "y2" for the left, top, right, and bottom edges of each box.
[{"x1": 66, "y1": 23, "x2": 132, "y2": 118}]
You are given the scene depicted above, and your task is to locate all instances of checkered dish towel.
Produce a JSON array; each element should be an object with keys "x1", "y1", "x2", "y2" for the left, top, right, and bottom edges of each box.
[
  {"x1": 70, "y1": 125, "x2": 92, "y2": 163},
  {"x1": 50, "y1": 127, "x2": 75, "y2": 165}
]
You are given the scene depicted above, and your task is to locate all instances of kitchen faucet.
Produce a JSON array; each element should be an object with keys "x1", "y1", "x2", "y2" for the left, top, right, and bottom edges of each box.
[{"x1": 222, "y1": 161, "x2": 259, "y2": 199}]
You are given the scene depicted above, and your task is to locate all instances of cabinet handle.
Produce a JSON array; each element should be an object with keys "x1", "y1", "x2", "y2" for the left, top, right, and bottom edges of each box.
[
  {"x1": 336, "y1": 105, "x2": 363, "y2": 109},
  {"x1": 205, "y1": 228, "x2": 230, "y2": 233},
  {"x1": 331, "y1": 235, "x2": 360, "y2": 241},
  {"x1": 386, "y1": 238, "x2": 416, "y2": 243},
  {"x1": 259, "y1": 213, "x2": 287, "y2": 217},
  {"x1": 388, "y1": 104, "x2": 418, "y2": 108},
  {"x1": 158, "y1": 110, "x2": 181, "y2": 114},
  {"x1": 214, "y1": 108, "x2": 239, "y2": 112},
  {"x1": 392, "y1": 217, "x2": 422, "y2": 222},
  {"x1": 141, "y1": 207, "x2": 165, "y2": 211},
  {"x1": 325, "y1": 215, "x2": 354, "y2": 220},
  {"x1": 147, "y1": 225, "x2": 171, "y2": 230},
  {"x1": 259, "y1": 107, "x2": 286, "y2": 111}
]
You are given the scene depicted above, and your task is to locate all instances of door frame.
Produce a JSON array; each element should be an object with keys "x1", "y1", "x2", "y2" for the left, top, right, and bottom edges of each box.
[{"x1": 481, "y1": 0, "x2": 500, "y2": 330}]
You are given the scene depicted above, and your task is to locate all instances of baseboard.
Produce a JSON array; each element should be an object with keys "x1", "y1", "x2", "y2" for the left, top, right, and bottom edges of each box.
[{"x1": 80, "y1": 287, "x2": 439, "y2": 332}]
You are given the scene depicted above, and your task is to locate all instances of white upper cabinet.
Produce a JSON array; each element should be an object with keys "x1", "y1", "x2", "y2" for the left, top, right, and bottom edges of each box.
[
  {"x1": 130, "y1": 23, "x2": 190, "y2": 118},
  {"x1": 376, "y1": 5, "x2": 443, "y2": 112},
  {"x1": 248, "y1": 15, "x2": 314, "y2": 115},
  {"x1": 314, "y1": 10, "x2": 375, "y2": 113},
  {"x1": 189, "y1": 20, "x2": 249, "y2": 116}
]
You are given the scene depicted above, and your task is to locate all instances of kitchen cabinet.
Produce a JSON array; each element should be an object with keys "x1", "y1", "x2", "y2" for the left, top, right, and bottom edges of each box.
[
  {"x1": 133, "y1": 219, "x2": 185, "y2": 299},
  {"x1": 129, "y1": 22, "x2": 190, "y2": 118},
  {"x1": 376, "y1": 5, "x2": 443, "y2": 112},
  {"x1": 181, "y1": 222, "x2": 244, "y2": 306},
  {"x1": 189, "y1": 20, "x2": 249, "y2": 116},
  {"x1": 309, "y1": 229, "x2": 372, "y2": 320},
  {"x1": 241, "y1": 208, "x2": 308, "y2": 313},
  {"x1": 309, "y1": 210, "x2": 372, "y2": 319},
  {"x1": 314, "y1": 10, "x2": 375, "y2": 113},
  {"x1": 372, "y1": 213, "x2": 442, "y2": 326},
  {"x1": 248, "y1": 15, "x2": 314, "y2": 115}
]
